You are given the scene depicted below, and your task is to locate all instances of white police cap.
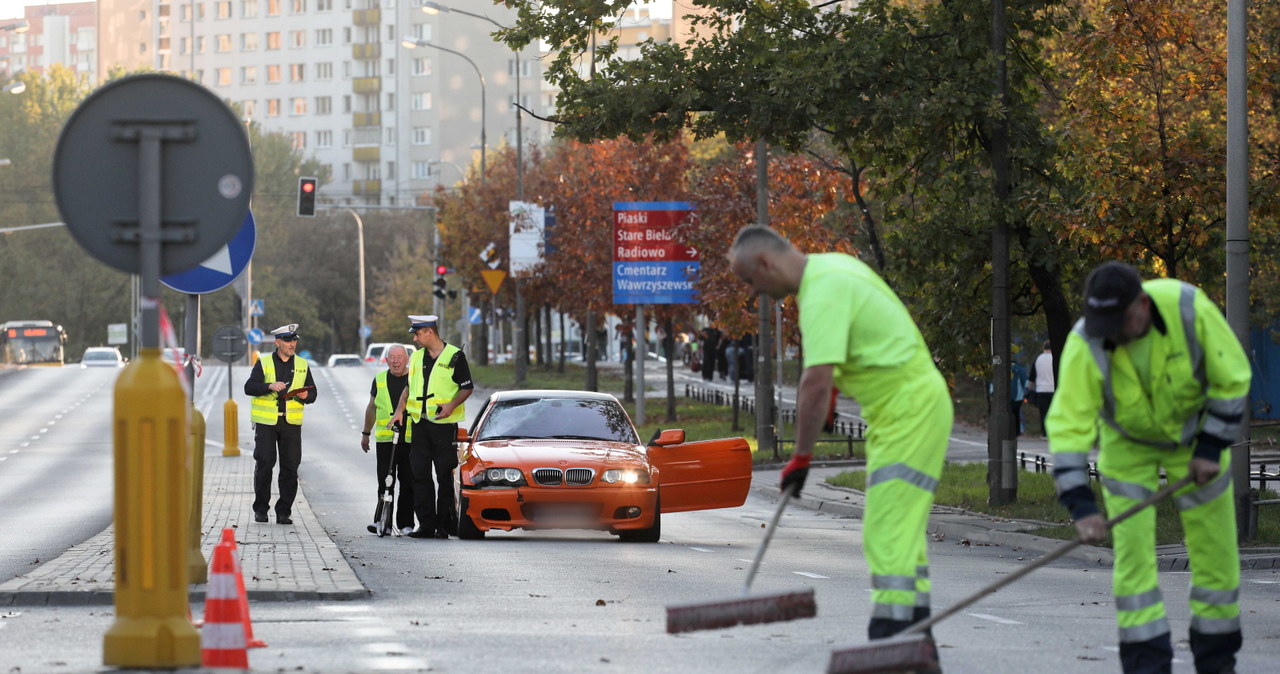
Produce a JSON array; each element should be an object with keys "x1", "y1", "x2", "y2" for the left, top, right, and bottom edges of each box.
[
  {"x1": 270, "y1": 324, "x2": 300, "y2": 340},
  {"x1": 407, "y1": 314, "x2": 438, "y2": 333}
]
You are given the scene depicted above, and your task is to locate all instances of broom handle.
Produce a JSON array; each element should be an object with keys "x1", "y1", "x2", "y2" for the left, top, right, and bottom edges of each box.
[
  {"x1": 744, "y1": 487, "x2": 795, "y2": 594},
  {"x1": 903, "y1": 474, "x2": 1193, "y2": 637}
]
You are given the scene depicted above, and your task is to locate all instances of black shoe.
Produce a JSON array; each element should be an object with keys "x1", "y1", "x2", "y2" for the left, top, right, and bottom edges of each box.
[
  {"x1": 367, "y1": 524, "x2": 379, "y2": 534},
  {"x1": 254, "y1": 513, "x2": 268, "y2": 523},
  {"x1": 277, "y1": 516, "x2": 293, "y2": 525},
  {"x1": 434, "y1": 530, "x2": 449, "y2": 539},
  {"x1": 406, "y1": 528, "x2": 433, "y2": 538}
]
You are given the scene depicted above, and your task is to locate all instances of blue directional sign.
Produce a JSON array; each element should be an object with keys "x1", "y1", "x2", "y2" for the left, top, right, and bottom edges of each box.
[
  {"x1": 469, "y1": 307, "x2": 483, "y2": 325},
  {"x1": 246, "y1": 328, "x2": 266, "y2": 344},
  {"x1": 249, "y1": 299, "x2": 265, "y2": 317},
  {"x1": 162, "y1": 210, "x2": 256, "y2": 294}
]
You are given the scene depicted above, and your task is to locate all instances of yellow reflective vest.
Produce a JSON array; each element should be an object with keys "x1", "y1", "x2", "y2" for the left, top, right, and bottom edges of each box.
[
  {"x1": 250, "y1": 355, "x2": 309, "y2": 425},
  {"x1": 372, "y1": 370, "x2": 396, "y2": 442},
  {"x1": 406, "y1": 343, "x2": 464, "y2": 424}
]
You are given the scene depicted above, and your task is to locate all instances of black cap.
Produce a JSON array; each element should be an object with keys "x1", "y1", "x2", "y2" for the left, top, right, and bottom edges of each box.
[{"x1": 1083, "y1": 262, "x2": 1142, "y2": 339}]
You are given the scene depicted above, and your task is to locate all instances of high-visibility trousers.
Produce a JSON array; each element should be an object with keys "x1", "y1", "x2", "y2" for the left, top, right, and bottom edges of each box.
[
  {"x1": 1098, "y1": 442, "x2": 1240, "y2": 645},
  {"x1": 862, "y1": 370, "x2": 952, "y2": 625}
]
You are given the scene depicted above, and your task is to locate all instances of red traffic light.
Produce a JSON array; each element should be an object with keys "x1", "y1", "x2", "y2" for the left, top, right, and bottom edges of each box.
[
  {"x1": 435, "y1": 265, "x2": 448, "y2": 275},
  {"x1": 301, "y1": 181, "x2": 315, "y2": 193}
]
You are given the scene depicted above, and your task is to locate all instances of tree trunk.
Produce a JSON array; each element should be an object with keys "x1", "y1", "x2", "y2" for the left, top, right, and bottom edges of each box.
[
  {"x1": 558, "y1": 310, "x2": 566, "y2": 374},
  {"x1": 665, "y1": 316, "x2": 676, "y2": 422},
  {"x1": 585, "y1": 311, "x2": 598, "y2": 392}
]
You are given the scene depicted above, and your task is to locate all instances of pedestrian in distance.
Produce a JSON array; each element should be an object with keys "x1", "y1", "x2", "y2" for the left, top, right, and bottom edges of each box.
[
  {"x1": 1010, "y1": 358, "x2": 1029, "y2": 437},
  {"x1": 244, "y1": 323, "x2": 318, "y2": 525},
  {"x1": 1048, "y1": 261, "x2": 1250, "y2": 674},
  {"x1": 390, "y1": 315, "x2": 474, "y2": 539},
  {"x1": 1030, "y1": 339, "x2": 1055, "y2": 436},
  {"x1": 727, "y1": 225, "x2": 953, "y2": 643},
  {"x1": 361, "y1": 344, "x2": 416, "y2": 536}
]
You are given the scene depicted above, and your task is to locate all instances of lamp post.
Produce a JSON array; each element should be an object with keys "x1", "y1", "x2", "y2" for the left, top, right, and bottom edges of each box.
[
  {"x1": 345, "y1": 208, "x2": 368, "y2": 358},
  {"x1": 3, "y1": 81, "x2": 25, "y2": 95},
  {"x1": 1, "y1": 20, "x2": 29, "y2": 33},
  {"x1": 401, "y1": 37, "x2": 486, "y2": 184}
]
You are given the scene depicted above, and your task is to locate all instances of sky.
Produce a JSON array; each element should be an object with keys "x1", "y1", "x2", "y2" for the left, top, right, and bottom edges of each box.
[{"x1": 1, "y1": 1, "x2": 674, "y2": 22}]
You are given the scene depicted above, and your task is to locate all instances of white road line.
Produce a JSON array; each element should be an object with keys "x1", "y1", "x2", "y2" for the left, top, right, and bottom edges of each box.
[
  {"x1": 688, "y1": 546, "x2": 713, "y2": 553},
  {"x1": 362, "y1": 657, "x2": 429, "y2": 670},
  {"x1": 793, "y1": 571, "x2": 829, "y2": 579},
  {"x1": 353, "y1": 627, "x2": 397, "y2": 637},
  {"x1": 320, "y1": 605, "x2": 372, "y2": 613},
  {"x1": 362, "y1": 642, "x2": 411, "y2": 654},
  {"x1": 967, "y1": 613, "x2": 1022, "y2": 625}
]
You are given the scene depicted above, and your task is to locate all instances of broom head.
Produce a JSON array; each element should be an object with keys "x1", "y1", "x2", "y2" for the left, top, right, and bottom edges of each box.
[
  {"x1": 826, "y1": 632, "x2": 938, "y2": 674},
  {"x1": 666, "y1": 588, "x2": 816, "y2": 634}
]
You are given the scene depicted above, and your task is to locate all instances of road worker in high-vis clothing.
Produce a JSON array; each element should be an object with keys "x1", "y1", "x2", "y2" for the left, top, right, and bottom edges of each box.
[
  {"x1": 1048, "y1": 261, "x2": 1250, "y2": 674},
  {"x1": 728, "y1": 225, "x2": 953, "y2": 644}
]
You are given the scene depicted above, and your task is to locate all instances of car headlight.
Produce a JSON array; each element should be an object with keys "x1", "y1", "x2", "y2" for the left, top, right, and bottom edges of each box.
[
  {"x1": 602, "y1": 469, "x2": 650, "y2": 484},
  {"x1": 477, "y1": 467, "x2": 526, "y2": 487}
]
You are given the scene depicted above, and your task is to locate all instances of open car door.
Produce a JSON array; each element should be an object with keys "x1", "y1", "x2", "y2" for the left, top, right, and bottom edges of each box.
[{"x1": 647, "y1": 434, "x2": 752, "y2": 513}]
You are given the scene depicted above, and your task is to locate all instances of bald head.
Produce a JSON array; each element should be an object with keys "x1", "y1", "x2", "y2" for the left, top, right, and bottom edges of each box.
[
  {"x1": 730, "y1": 225, "x2": 795, "y2": 258},
  {"x1": 727, "y1": 225, "x2": 806, "y2": 299}
]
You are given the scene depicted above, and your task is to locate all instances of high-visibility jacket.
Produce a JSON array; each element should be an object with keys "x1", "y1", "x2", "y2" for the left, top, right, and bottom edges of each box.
[
  {"x1": 250, "y1": 355, "x2": 309, "y2": 425},
  {"x1": 372, "y1": 370, "x2": 396, "y2": 442},
  {"x1": 1048, "y1": 278, "x2": 1251, "y2": 514},
  {"x1": 406, "y1": 343, "x2": 464, "y2": 424}
]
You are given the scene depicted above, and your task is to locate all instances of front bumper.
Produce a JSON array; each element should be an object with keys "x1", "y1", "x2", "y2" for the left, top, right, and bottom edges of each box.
[{"x1": 460, "y1": 485, "x2": 659, "y2": 532}]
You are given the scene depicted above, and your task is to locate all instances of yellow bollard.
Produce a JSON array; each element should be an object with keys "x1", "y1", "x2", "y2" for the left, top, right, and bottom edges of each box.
[
  {"x1": 103, "y1": 349, "x2": 201, "y2": 668},
  {"x1": 187, "y1": 406, "x2": 208, "y2": 585},
  {"x1": 222, "y1": 398, "x2": 241, "y2": 457}
]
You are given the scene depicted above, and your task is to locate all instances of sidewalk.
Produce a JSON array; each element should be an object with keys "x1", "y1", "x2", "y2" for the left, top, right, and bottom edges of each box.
[{"x1": 0, "y1": 445, "x2": 366, "y2": 606}]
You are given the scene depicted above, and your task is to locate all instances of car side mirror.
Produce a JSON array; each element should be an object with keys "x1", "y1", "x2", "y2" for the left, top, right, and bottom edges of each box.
[
  {"x1": 648, "y1": 428, "x2": 685, "y2": 447},
  {"x1": 455, "y1": 427, "x2": 469, "y2": 443}
]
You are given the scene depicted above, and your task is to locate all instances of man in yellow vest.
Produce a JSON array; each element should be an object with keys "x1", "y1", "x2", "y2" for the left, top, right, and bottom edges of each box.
[
  {"x1": 1048, "y1": 262, "x2": 1250, "y2": 674},
  {"x1": 391, "y1": 315, "x2": 473, "y2": 539},
  {"x1": 361, "y1": 344, "x2": 415, "y2": 536},
  {"x1": 244, "y1": 323, "x2": 317, "y2": 525},
  {"x1": 728, "y1": 226, "x2": 953, "y2": 645}
]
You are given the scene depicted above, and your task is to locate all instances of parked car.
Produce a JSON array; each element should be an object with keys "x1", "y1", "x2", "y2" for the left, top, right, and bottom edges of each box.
[
  {"x1": 453, "y1": 390, "x2": 752, "y2": 542},
  {"x1": 81, "y1": 346, "x2": 125, "y2": 368},
  {"x1": 326, "y1": 353, "x2": 363, "y2": 367}
]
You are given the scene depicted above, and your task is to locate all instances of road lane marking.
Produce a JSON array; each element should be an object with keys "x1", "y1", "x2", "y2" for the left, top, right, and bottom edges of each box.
[
  {"x1": 793, "y1": 571, "x2": 829, "y2": 579},
  {"x1": 363, "y1": 657, "x2": 429, "y2": 670},
  {"x1": 688, "y1": 546, "x2": 713, "y2": 553},
  {"x1": 362, "y1": 642, "x2": 411, "y2": 654},
  {"x1": 967, "y1": 613, "x2": 1022, "y2": 625},
  {"x1": 354, "y1": 627, "x2": 397, "y2": 637}
]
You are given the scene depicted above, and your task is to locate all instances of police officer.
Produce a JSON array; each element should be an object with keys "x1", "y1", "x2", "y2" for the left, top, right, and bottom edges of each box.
[
  {"x1": 244, "y1": 324, "x2": 318, "y2": 525},
  {"x1": 390, "y1": 315, "x2": 473, "y2": 539},
  {"x1": 361, "y1": 344, "x2": 415, "y2": 536},
  {"x1": 728, "y1": 226, "x2": 953, "y2": 643},
  {"x1": 1048, "y1": 262, "x2": 1250, "y2": 674}
]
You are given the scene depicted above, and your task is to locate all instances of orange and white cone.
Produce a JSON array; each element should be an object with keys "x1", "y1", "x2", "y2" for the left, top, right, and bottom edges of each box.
[
  {"x1": 201, "y1": 542, "x2": 249, "y2": 669},
  {"x1": 218, "y1": 528, "x2": 266, "y2": 648}
]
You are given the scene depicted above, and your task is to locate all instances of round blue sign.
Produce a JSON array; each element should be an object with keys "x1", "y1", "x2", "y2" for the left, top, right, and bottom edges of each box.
[
  {"x1": 246, "y1": 328, "x2": 266, "y2": 344},
  {"x1": 162, "y1": 210, "x2": 256, "y2": 294}
]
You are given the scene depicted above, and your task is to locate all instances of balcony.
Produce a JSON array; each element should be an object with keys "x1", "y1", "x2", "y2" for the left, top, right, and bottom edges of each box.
[
  {"x1": 351, "y1": 180, "x2": 382, "y2": 195},
  {"x1": 353, "y1": 9, "x2": 380, "y2": 25},
  {"x1": 352, "y1": 111, "x2": 381, "y2": 127},
  {"x1": 352, "y1": 146, "x2": 380, "y2": 163},
  {"x1": 351, "y1": 43, "x2": 380, "y2": 60},
  {"x1": 352, "y1": 77, "x2": 380, "y2": 94}
]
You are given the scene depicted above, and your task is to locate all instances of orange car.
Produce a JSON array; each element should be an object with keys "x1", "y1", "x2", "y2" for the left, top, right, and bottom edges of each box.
[{"x1": 454, "y1": 389, "x2": 752, "y2": 542}]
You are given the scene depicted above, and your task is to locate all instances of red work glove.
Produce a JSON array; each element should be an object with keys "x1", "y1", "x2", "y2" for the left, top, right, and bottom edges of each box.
[{"x1": 781, "y1": 454, "x2": 811, "y2": 496}]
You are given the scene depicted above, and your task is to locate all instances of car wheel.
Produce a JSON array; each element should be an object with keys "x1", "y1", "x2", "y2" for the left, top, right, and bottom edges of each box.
[
  {"x1": 456, "y1": 494, "x2": 485, "y2": 540},
  {"x1": 619, "y1": 495, "x2": 660, "y2": 543}
]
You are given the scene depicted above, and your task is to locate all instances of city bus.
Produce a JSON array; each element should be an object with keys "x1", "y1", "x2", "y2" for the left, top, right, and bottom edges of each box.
[{"x1": 1, "y1": 320, "x2": 67, "y2": 366}]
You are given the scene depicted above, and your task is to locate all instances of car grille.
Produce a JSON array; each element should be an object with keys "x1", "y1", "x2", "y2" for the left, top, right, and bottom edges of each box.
[{"x1": 531, "y1": 468, "x2": 597, "y2": 486}]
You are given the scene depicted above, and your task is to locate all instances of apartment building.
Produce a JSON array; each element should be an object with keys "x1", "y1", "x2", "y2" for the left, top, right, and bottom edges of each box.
[
  {"x1": 92, "y1": 0, "x2": 541, "y2": 205},
  {"x1": 0, "y1": 2, "x2": 97, "y2": 83}
]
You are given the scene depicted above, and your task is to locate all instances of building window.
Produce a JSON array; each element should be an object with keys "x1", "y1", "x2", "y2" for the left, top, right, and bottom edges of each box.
[
  {"x1": 508, "y1": 59, "x2": 532, "y2": 79},
  {"x1": 412, "y1": 57, "x2": 431, "y2": 76},
  {"x1": 217, "y1": 68, "x2": 232, "y2": 86},
  {"x1": 343, "y1": 95, "x2": 351, "y2": 113},
  {"x1": 316, "y1": 0, "x2": 332, "y2": 10},
  {"x1": 412, "y1": 127, "x2": 431, "y2": 145},
  {"x1": 243, "y1": 100, "x2": 256, "y2": 119},
  {"x1": 342, "y1": 130, "x2": 351, "y2": 148},
  {"x1": 411, "y1": 161, "x2": 429, "y2": 179},
  {"x1": 290, "y1": 31, "x2": 305, "y2": 48},
  {"x1": 316, "y1": 62, "x2": 332, "y2": 80},
  {"x1": 385, "y1": 92, "x2": 394, "y2": 110},
  {"x1": 180, "y1": 4, "x2": 191, "y2": 21},
  {"x1": 415, "y1": 24, "x2": 431, "y2": 41},
  {"x1": 216, "y1": 1, "x2": 232, "y2": 19},
  {"x1": 291, "y1": 0, "x2": 306, "y2": 13},
  {"x1": 216, "y1": 34, "x2": 233, "y2": 52},
  {"x1": 386, "y1": 161, "x2": 395, "y2": 181},
  {"x1": 242, "y1": 33, "x2": 259, "y2": 51},
  {"x1": 241, "y1": 0, "x2": 258, "y2": 18},
  {"x1": 267, "y1": 99, "x2": 280, "y2": 116},
  {"x1": 342, "y1": 163, "x2": 351, "y2": 181},
  {"x1": 343, "y1": 61, "x2": 351, "y2": 78},
  {"x1": 343, "y1": 27, "x2": 351, "y2": 45},
  {"x1": 385, "y1": 127, "x2": 395, "y2": 146},
  {"x1": 291, "y1": 131, "x2": 306, "y2": 149},
  {"x1": 179, "y1": 37, "x2": 189, "y2": 54},
  {"x1": 316, "y1": 130, "x2": 333, "y2": 148},
  {"x1": 315, "y1": 96, "x2": 331, "y2": 115},
  {"x1": 194, "y1": 69, "x2": 204, "y2": 84},
  {"x1": 290, "y1": 63, "x2": 304, "y2": 82},
  {"x1": 411, "y1": 92, "x2": 431, "y2": 110},
  {"x1": 266, "y1": 32, "x2": 281, "y2": 50},
  {"x1": 267, "y1": 0, "x2": 281, "y2": 16},
  {"x1": 315, "y1": 29, "x2": 332, "y2": 46},
  {"x1": 241, "y1": 66, "x2": 257, "y2": 84},
  {"x1": 196, "y1": 36, "x2": 206, "y2": 53},
  {"x1": 386, "y1": 58, "x2": 394, "y2": 75},
  {"x1": 266, "y1": 65, "x2": 281, "y2": 82},
  {"x1": 292, "y1": 98, "x2": 306, "y2": 115}
]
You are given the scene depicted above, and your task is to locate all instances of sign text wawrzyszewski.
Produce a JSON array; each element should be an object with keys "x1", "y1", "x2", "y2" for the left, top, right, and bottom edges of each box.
[{"x1": 612, "y1": 202, "x2": 698, "y2": 305}]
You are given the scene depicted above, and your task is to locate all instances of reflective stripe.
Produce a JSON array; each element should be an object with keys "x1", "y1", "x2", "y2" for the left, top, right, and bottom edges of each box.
[
  {"x1": 1118, "y1": 617, "x2": 1170, "y2": 643},
  {"x1": 1115, "y1": 588, "x2": 1163, "y2": 612},
  {"x1": 1055, "y1": 469, "x2": 1090, "y2": 494},
  {"x1": 1180, "y1": 283, "x2": 1205, "y2": 390},
  {"x1": 201, "y1": 622, "x2": 247, "y2": 649},
  {"x1": 1190, "y1": 615, "x2": 1241, "y2": 635},
  {"x1": 1200, "y1": 413, "x2": 1233, "y2": 441},
  {"x1": 1054, "y1": 452, "x2": 1090, "y2": 470},
  {"x1": 1174, "y1": 471, "x2": 1231, "y2": 511},
  {"x1": 915, "y1": 565, "x2": 929, "y2": 580},
  {"x1": 1102, "y1": 476, "x2": 1153, "y2": 501},
  {"x1": 871, "y1": 602, "x2": 915, "y2": 621},
  {"x1": 1207, "y1": 396, "x2": 1246, "y2": 417},
  {"x1": 1189, "y1": 586, "x2": 1239, "y2": 607},
  {"x1": 867, "y1": 463, "x2": 939, "y2": 493},
  {"x1": 872, "y1": 574, "x2": 917, "y2": 591},
  {"x1": 915, "y1": 591, "x2": 931, "y2": 607},
  {"x1": 207, "y1": 574, "x2": 239, "y2": 600}
]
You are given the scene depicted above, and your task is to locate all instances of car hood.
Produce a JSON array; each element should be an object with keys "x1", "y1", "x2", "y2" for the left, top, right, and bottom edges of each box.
[{"x1": 468, "y1": 439, "x2": 648, "y2": 469}]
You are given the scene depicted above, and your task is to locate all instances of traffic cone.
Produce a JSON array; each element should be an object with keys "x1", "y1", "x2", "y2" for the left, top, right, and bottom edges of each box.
[
  {"x1": 201, "y1": 542, "x2": 249, "y2": 669},
  {"x1": 219, "y1": 528, "x2": 266, "y2": 648}
]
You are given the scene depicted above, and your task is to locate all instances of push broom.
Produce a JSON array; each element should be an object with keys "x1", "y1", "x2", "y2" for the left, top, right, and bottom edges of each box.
[
  {"x1": 666, "y1": 487, "x2": 817, "y2": 634},
  {"x1": 825, "y1": 474, "x2": 1194, "y2": 674}
]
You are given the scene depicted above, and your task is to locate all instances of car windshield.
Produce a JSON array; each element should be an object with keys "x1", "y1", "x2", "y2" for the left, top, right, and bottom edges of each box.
[
  {"x1": 84, "y1": 350, "x2": 117, "y2": 361},
  {"x1": 477, "y1": 398, "x2": 639, "y2": 444}
]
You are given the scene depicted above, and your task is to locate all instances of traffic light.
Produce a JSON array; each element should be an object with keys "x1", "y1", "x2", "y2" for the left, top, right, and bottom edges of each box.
[
  {"x1": 433, "y1": 271, "x2": 447, "y2": 300},
  {"x1": 297, "y1": 177, "x2": 317, "y2": 217}
]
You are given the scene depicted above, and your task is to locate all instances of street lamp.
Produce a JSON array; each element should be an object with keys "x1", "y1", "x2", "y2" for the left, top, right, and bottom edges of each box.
[
  {"x1": 0, "y1": 20, "x2": 29, "y2": 33},
  {"x1": 3, "y1": 81, "x2": 25, "y2": 95},
  {"x1": 401, "y1": 37, "x2": 486, "y2": 184},
  {"x1": 345, "y1": 208, "x2": 368, "y2": 358}
]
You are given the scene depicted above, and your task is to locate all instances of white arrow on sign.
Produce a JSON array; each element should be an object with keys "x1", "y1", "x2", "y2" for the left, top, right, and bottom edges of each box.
[
  {"x1": 201, "y1": 244, "x2": 233, "y2": 275},
  {"x1": 686, "y1": 247, "x2": 698, "y2": 257}
]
